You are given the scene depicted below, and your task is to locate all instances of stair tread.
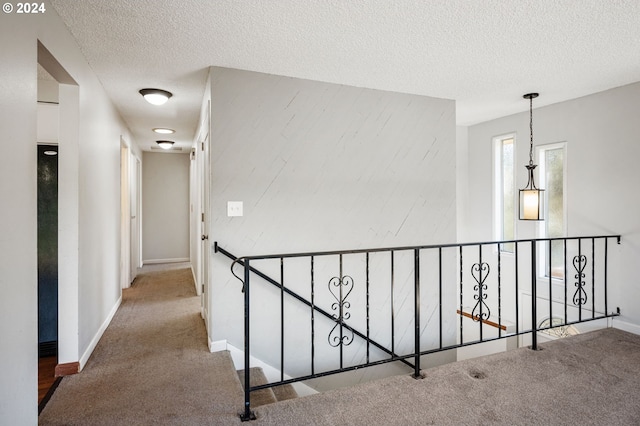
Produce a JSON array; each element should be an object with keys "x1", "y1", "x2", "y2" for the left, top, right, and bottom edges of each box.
[
  {"x1": 272, "y1": 383, "x2": 298, "y2": 401},
  {"x1": 237, "y1": 367, "x2": 298, "y2": 407},
  {"x1": 237, "y1": 367, "x2": 277, "y2": 407}
]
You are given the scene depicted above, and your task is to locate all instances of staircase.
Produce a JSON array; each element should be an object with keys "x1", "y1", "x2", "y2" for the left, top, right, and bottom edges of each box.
[{"x1": 237, "y1": 367, "x2": 299, "y2": 408}]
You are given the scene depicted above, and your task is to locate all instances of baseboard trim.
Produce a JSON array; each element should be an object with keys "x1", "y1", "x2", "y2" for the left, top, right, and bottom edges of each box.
[
  {"x1": 55, "y1": 361, "x2": 79, "y2": 377},
  {"x1": 143, "y1": 258, "x2": 190, "y2": 265},
  {"x1": 209, "y1": 339, "x2": 228, "y2": 353},
  {"x1": 613, "y1": 319, "x2": 640, "y2": 335},
  {"x1": 79, "y1": 294, "x2": 122, "y2": 371}
]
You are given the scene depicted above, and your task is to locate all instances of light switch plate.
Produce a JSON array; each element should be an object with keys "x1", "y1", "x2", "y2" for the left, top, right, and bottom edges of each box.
[{"x1": 227, "y1": 201, "x2": 243, "y2": 217}]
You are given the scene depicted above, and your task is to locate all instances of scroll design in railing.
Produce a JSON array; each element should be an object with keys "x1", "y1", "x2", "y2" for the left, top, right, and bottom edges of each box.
[
  {"x1": 230, "y1": 257, "x2": 246, "y2": 292},
  {"x1": 573, "y1": 254, "x2": 588, "y2": 306},
  {"x1": 328, "y1": 275, "x2": 355, "y2": 347},
  {"x1": 471, "y1": 262, "x2": 491, "y2": 322}
]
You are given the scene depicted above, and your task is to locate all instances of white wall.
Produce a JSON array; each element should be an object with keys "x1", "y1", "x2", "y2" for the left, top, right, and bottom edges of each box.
[
  {"x1": 0, "y1": 13, "x2": 38, "y2": 424},
  {"x1": 207, "y1": 67, "x2": 457, "y2": 383},
  {"x1": 142, "y1": 152, "x2": 190, "y2": 263},
  {"x1": 461, "y1": 82, "x2": 640, "y2": 329},
  {"x1": 0, "y1": 7, "x2": 136, "y2": 423}
]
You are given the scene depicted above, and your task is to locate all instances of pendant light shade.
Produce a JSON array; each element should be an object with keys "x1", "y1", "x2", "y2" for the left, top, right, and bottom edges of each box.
[{"x1": 519, "y1": 93, "x2": 544, "y2": 221}]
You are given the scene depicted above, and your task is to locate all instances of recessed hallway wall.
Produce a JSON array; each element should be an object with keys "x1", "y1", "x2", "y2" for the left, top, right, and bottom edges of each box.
[{"x1": 142, "y1": 152, "x2": 190, "y2": 263}]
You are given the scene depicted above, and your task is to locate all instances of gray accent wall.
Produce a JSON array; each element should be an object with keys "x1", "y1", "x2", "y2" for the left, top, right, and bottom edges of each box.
[{"x1": 207, "y1": 67, "x2": 457, "y2": 380}]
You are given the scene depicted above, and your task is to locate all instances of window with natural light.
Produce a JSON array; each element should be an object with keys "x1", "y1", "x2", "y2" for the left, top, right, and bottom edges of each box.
[
  {"x1": 538, "y1": 143, "x2": 566, "y2": 279},
  {"x1": 494, "y1": 135, "x2": 515, "y2": 253}
]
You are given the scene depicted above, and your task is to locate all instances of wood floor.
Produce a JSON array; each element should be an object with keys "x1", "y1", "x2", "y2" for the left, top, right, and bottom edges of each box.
[{"x1": 38, "y1": 356, "x2": 59, "y2": 410}]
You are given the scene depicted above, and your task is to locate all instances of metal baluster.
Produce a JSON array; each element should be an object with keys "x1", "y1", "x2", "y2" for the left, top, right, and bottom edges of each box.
[
  {"x1": 578, "y1": 239, "x2": 582, "y2": 322},
  {"x1": 310, "y1": 256, "x2": 315, "y2": 376},
  {"x1": 498, "y1": 244, "x2": 502, "y2": 338},
  {"x1": 339, "y1": 254, "x2": 343, "y2": 369},
  {"x1": 459, "y1": 246, "x2": 463, "y2": 345},
  {"x1": 564, "y1": 240, "x2": 567, "y2": 325},
  {"x1": 280, "y1": 258, "x2": 284, "y2": 382},
  {"x1": 515, "y1": 243, "x2": 519, "y2": 336},
  {"x1": 391, "y1": 250, "x2": 395, "y2": 358},
  {"x1": 413, "y1": 248, "x2": 421, "y2": 379},
  {"x1": 591, "y1": 238, "x2": 595, "y2": 318},
  {"x1": 548, "y1": 240, "x2": 552, "y2": 325},
  {"x1": 478, "y1": 245, "x2": 483, "y2": 342},
  {"x1": 366, "y1": 252, "x2": 370, "y2": 364},
  {"x1": 604, "y1": 238, "x2": 608, "y2": 315},
  {"x1": 439, "y1": 247, "x2": 443, "y2": 349}
]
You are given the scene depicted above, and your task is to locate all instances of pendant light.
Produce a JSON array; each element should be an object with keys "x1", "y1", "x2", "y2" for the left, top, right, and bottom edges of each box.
[{"x1": 519, "y1": 93, "x2": 544, "y2": 220}]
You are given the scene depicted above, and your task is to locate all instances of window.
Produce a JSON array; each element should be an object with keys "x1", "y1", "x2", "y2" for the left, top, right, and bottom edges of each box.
[
  {"x1": 494, "y1": 134, "x2": 515, "y2": 252},
  {"x1": 538, "y1": 143, "x2": 567, "y2": 279}
]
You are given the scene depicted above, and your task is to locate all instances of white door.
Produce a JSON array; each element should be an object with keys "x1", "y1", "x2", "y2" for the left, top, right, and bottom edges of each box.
[
  {"x1": 120, "y1": 142, "x2": 131, "y2": 288},
  {"x1": 130, "y1": 157, "x2": 141, "y2": 281},
  {"x1": 200, "y1": 128, "x2": 211, "y2": 322}
]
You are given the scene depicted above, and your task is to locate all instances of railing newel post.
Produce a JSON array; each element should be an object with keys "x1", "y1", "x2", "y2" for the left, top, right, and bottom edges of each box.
[{"x1": 240, "y1": 258, "x2": 255, "y2": 421}]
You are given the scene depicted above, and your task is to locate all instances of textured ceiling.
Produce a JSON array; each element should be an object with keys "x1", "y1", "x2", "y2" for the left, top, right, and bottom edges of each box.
[{"x1": 48, "y1": 0, "x2": 640, "y2": 152}]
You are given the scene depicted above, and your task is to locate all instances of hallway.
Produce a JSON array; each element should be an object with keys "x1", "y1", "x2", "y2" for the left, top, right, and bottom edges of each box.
[{"x1": 39, "y1": 268, "x2": 243, "y2": 425}]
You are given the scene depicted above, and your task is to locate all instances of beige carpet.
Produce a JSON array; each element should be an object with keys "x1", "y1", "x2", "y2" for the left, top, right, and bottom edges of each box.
[
  {"x1": 40, "y1": 267, "x2": 640, "y2": 425},
  {"x1": 39, "y1": 268, "x2": 244, "y2": 425},
  {"x1": 256, "y1": 327, "x2": 640, "y2": 425}
]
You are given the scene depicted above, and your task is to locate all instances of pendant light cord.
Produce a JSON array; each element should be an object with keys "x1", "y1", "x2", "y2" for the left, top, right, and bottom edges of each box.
[{"x1": 529, "y1": 95, "x2": 534, "y2": 166}]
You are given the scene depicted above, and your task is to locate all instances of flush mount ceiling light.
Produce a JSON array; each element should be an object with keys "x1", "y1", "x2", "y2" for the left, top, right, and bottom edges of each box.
[
  {"x1": 43, "y1": 150, "x2": 58, "y2": 156},
  {"x1": 519, "y1": 93, "x2": 545, "y2": 221},
  {"x1": 156, "y1": 140, "x2": 175, "y2": 150},
  {"x1": 139, "y1": 88, "x2": 172, "y2": 106},
  {"x1": 153, "y1": 128, "x2": 175, "y2": 134}
]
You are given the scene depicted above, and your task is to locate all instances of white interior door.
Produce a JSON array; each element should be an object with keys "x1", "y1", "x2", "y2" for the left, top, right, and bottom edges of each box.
[
  {"x1": 130, "y1": 157, "x2": 141, "y2": 281},
  {"x1": 120, "y1": 141, "x2": 131, "y2": 288},
  {"x1": 200, "y1": 129, "x2": 211, "y2": 322}
]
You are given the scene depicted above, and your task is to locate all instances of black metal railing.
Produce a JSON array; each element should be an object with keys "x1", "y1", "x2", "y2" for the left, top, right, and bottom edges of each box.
[{"x1": 215, "y1": 236, "x2": 621, "y2": 421}]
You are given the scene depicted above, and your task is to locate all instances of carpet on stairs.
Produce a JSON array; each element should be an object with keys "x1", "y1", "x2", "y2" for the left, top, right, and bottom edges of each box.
[{"x1": 237, "y1": 367, "x2": 299, "y2": 408}]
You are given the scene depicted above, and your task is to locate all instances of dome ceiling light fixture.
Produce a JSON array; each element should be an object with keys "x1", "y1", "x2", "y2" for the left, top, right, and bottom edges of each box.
[
  {"x1": 519, "y1": 92, "x2": 545, "y2": 221},
  {"x1": 153, "y1": 128, "x2": 175, "y2": 134},
  {"x1": 156, "y1": 140, "x2": 175, "y2": 150},
  {"x1": 139, "y1": 88, "x2": 173, "y2": 106}
]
